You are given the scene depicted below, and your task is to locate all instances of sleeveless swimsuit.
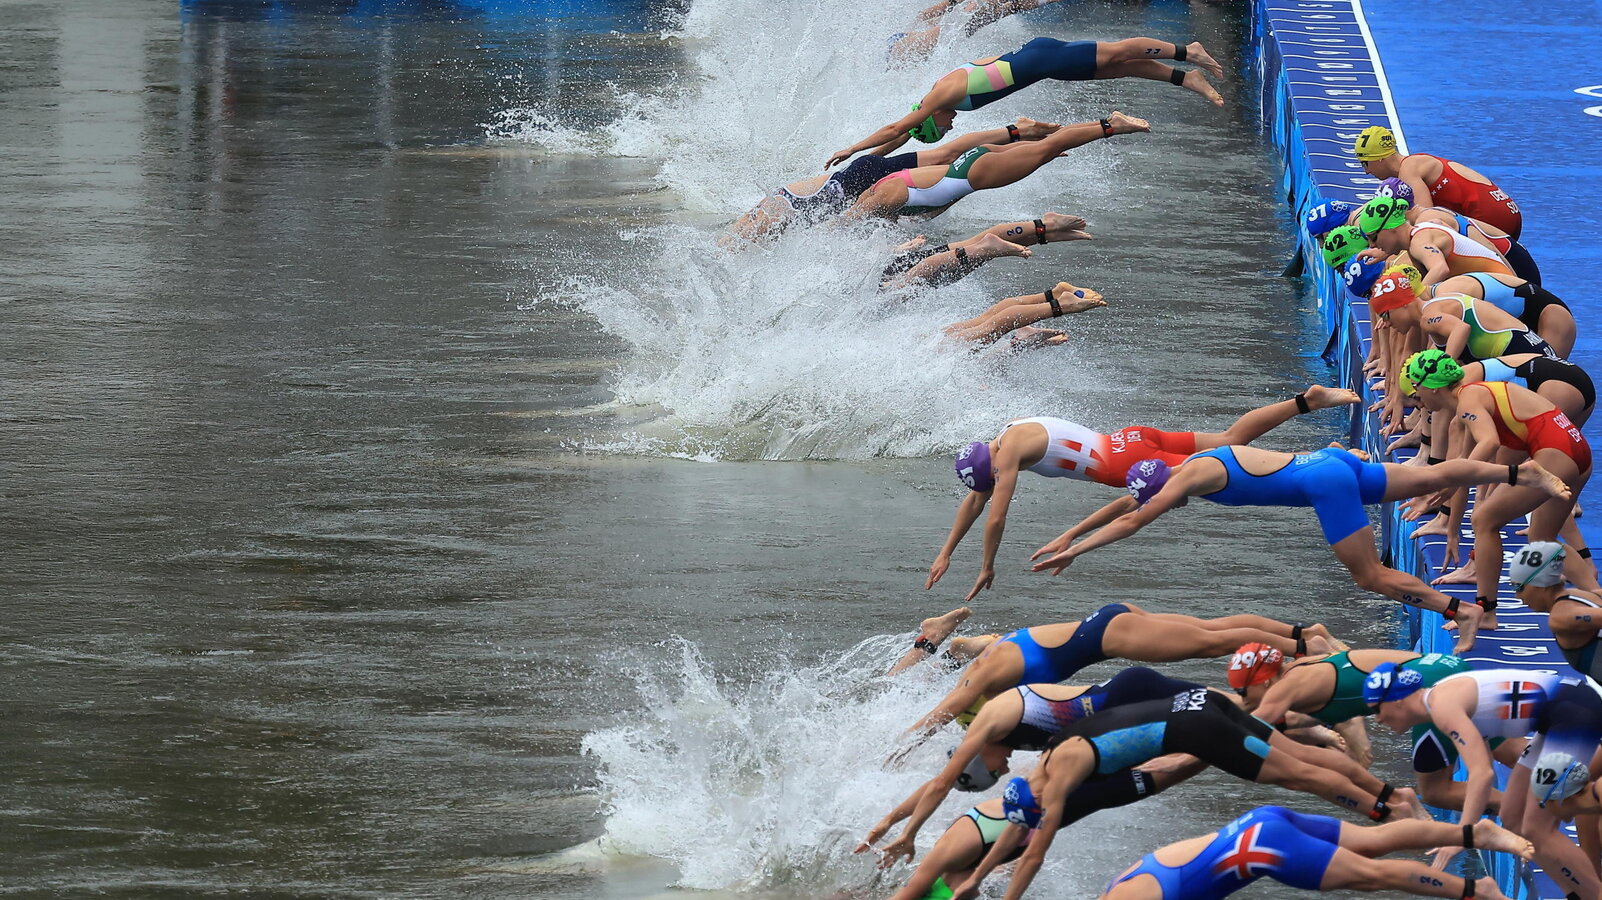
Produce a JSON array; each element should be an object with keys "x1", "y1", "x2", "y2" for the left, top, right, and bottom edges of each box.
[
  {"x1": 1434, "y1": 294, "x2": 1556, "y2": 362},
  {"x1": 950, "y1": 37, "x2": 1098, "y2": 111},
  {"x1": 1431, "y1": 210, "x2": 1541, "y2": 283},
  {"x1": 1464, "y1": 381, "x2": 1591, "y2": 471},
  {"x1": 1190, "y1": 446, "x2": 1387, "y2": 544},
  {"x1": 1049, "y1": 688, "x2": 1275, "y2": 780},
  {"x1": 1454, "y1": 272, "x2": 1569, "y2": 335},
  {"x1": 1409, "y1": 221, "x2": 1514, "y2": 277},
  {"x1": 998, "y1": 417, "x2": 1199, "y2": 487},
  {"x1": 1476, "y1": 355, "x2": 1595, "y2": 414},
  {"x1": 777, "y1": 152, "x2": 922, "y2": 225},
  {"x1": 1002, "y1": 668, "x2": 1202, "y2": 749},
  {"x1": 1422, "y1": 154, "x2": 1523, "y2": 239},
  {"x1": 1556, "y1": 594, "x2": 1602, "y2": 683},
  {"x1": 1299, "y1": 651, "x2": 1468, "y2": 726},
  {"x1": 994, "y1": 603, "x2": 1130, "y2": 685},
  {"x1": 884, "y1": 146, "x2": 989, "y2": 216},
  {"x1": 1428, "y1": 670, "x2": 1602, "y2": 773},
  {"x1": 1107, "y1": 806, "x2": 1341, "y2": 899}
]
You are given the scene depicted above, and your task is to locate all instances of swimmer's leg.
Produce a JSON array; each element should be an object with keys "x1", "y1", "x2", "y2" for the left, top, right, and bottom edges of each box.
[
  {"x1": 891, "y1": 234, "x2": 1031, "y2": 288},
  {"x1": 944, "y1": 283, "x2": 1105, "y2": 346},
  {"x1": 1560, "y1": 513, "x2": 1602, "y2": 592},
  {"x1": 947, "y1": 633, "x2": 998, "y2": 660},
  {"x1": 1314, "y1": 847, "x2": 1505, "y2": 899},
  {"x1": 964, "y1": 114, "x2": 1149, "y2": 192},
  {"x1": 1327, "y1": 527, "x2": 1483, "y2": 653},
  {"x1": 1192, "y1": 385, "x2": 1361, "y2": 450},
  {"x1": 1140, "y1": 612, "x2": 1338, "y2": 651},
  {"x1": 725, "y1": 192, "x2": 801, "y2": 244},
  {"x1": 1093, "y1": 59, "x2": 1223, "y2": 107},
  {"x1": 1100, "y1": 614, "x2": 1305, "y2": 662},
  {"x1": 1094, "y1": 38, "x2": 1223, "y2": 78},
  {"x1": 885, "y1": 815, "x2": 987, "y2": 900}
]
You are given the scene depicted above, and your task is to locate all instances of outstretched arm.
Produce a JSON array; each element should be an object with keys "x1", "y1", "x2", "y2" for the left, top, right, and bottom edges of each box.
[
  {"x1": 1030, "y1": 495, "x2": 1138, "y2": 561},
  {"x1": 1409, "y1": 234, "x2": 1454, "y2": 287},
  {"x1": 1031, "y1": 487, "x2": 1185, "y2": 574},
  {"x1": 929, "y1": 490, "x2": 990, "y2": 589},
  {"x1": 969, "y1": 466, "x2": 1021, "y2": 600},
  {"x1": 830, "y1": 108, "x2": 936, "y2": 169}
]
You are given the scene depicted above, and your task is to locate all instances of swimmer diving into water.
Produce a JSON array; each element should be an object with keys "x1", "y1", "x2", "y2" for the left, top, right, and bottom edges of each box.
[
  {"x1": 827, "y1": 38, "x2": 1222, "y2": 169},
  {"x1": 1029, "y1": 445, "x2": 1573, "y2": 652}
]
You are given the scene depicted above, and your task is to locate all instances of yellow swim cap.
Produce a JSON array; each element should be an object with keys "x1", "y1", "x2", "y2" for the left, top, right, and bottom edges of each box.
[
  {"x1": 954, "y1": 695, "x2": 988, "y2": 728},
  {"x1": 1353, "y1": 126, "x2": 1397, "y2": 162}
]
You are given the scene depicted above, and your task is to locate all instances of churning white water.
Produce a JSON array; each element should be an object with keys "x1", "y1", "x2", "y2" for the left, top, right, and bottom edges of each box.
[{"x1": 491, "y1": 0, "x2": 1133, "y2": 461}]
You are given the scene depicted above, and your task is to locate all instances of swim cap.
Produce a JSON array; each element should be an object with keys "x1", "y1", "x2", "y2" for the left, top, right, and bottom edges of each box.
[
  {"x1": 1376, "y1": 176, "x2": 1414, "y2": 204},
  {"x1": 1510, "y1": 541, "x2": 1567, "y2": 590},
  {"x1": 1369, "y1": 267, "x2": 1420, "y2": 314},
  {"x1": 954, "y1": 694, "x2": 987, "y2": 728},
  {"x1": 950, "y1": 747, "x2": 1001, "y2": 792},
  {"x1": 1320, "y1": 225, "x2": 1366, "y2": 268},
  {"x1": 907, "y1": 103, "x2": 947, "y2": 143},
  {"x1": 1341, "y1": 254, "x2": 1385, "y2": 300},
  {"x1": 1396, "y1": 366, "x2": 1417, "y2": 398},
  {"x1": 1362, "y1": 661, "x2": 1424, "y2": 706},
  {"x1": 955, "y1": 441, "x2": 994, "y2": 492},
  {"x1": 1304, "y1": 199, "x2": 1355, "y2": 239},
  {"x1": 1534, "y1": 751, "x2": 1591, "y2": 807},
  {"x1": 1125, "y1": 458, "x2": 1171, "y2": 505},
  {"x1": 1405, "y1": 349, "x2": 1465, "y2": 390},
  {"x1": 1001, "y1": 776, "x2": 1043, "y2": 828},
  {"x1": 1353, "y1": 125, "x2": 1397, "y2": 162},
  {"x1": 1227, "y1": 642, "x2": 1284, "y2": 691},
  {"x1": 1356, "y1": 196, "x2": 1411, "y2": 236}
]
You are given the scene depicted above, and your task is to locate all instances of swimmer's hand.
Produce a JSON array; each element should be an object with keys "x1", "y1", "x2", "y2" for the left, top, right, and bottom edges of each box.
[
  {"x1": 825, "y1": 148, "x2": 855, "y2": 169},
  {"x1": 1030, "y1": 533, "x2": 1072, "y2": 561},
  {"x1": 1428, "y1": 844, "x2": 1462, "y2": 871},
  {"x1": 963, "y1": 567, "x2": 995, "y2": 602},
  {"x1": 879, "y1": 833, "x2": 917, "y2": 867},
  {"x1": 1356, "y1": 248, "x2": 1387, "y2": 263},
  {"x1": 950, "y1": 878, "x2": 981, "y2": 900},
  {"x1": 1030, "y1": 550, "x2": 1074, "y2": 575},
  {"x1": 854, "y1": 821, "x2": 890, "y2": 856},
  {"x1": 925, "y1": 555, "x2": 951, "y2": 590}
]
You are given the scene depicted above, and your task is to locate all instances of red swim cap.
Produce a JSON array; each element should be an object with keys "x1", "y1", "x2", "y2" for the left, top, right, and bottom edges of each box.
[
  {"x1": 1227, "y1": 642, "x2": 1284, "y2": 690},
  {"x1": 1369, "y1": 267, "x2": 1420, "y2": 314}
]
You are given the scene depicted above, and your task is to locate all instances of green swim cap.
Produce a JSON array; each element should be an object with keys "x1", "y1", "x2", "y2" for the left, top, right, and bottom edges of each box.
[
  {"x1": 1406, "y1": 349, "x2": 1465, "y2": 390},
  {"x1": 907, "y1": 103, "x2": 946, "y2": 143},
  {"x1": 1357, "y1": 196, "x2": 1410, "y2": 236},
  {"x1": 1320, "y1": 225, "x2": 1366, "y2": 268}
]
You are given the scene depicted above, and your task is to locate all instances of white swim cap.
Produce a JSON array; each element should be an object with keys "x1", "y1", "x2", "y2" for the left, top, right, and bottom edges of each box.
[
  {"x1": 1534, "y1": 751, "x2": 1590, "y2": 806},
  {"x1": 950, "y1": 746, "x2": 1001, "y2": 792},
  {"x1": 1510, "y1": 542, "x2": 1567, "y2": 590}
]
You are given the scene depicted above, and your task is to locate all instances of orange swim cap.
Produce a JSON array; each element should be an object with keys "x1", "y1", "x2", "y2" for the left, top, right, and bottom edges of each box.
[{"x1": 1227, "y1": 642, "x2": 1284, "y2": 691}]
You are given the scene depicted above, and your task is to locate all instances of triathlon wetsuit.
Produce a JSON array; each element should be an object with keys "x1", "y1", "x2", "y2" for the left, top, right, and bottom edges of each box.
[
  {"x1": 1001, "y1": 668, "x2": 1202, "y2": 749},
  {"x1": 1050, "y1": 688, "x2": 1276, "y2": 781},
  {"x1": 1463, "y1": 381, "x2": 1592, "y2": 471},
  {"x1": 949, "y1": 38, "x2": 1099, "y2": 111},
  {"x1": 994, "y1": 603, "x2": 1130, "y2": 685},
  {"x1": 881, "y1": 146, "x2": 989, "y2": 216},
  {"x1": 1106, "y1": 806, "x2": 1341, "y2": 899},
  {"x1": 1433, "y1": 294, "x2": 1557, "y2": 362},
  {"x1": 1421, "y1": 154, "x2": 1523, "y2": 239},
  {"x1": 998, "y1": 416, "x2": 1199, "y2": 487},
  {"x1": 1448, "y1": 272, "x2": 1568, "y2": 335},
  {"x1": 1427, "y1": 670, "x2": 1602, "y2": 773},
  {"x1": 1410, "y1": 221, "x2": 1514, "y2": 277},
  {"x1": 1190, "y1": 446, "x2": 1387, "y2": 544},
  {"x1": 1476, "y1": 355, "x2": 1595, "y2": 415}
]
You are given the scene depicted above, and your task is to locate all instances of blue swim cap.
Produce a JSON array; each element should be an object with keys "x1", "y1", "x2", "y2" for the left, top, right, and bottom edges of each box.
[
  {"x1": 1341, "y1": 254, "x2": 1385, "y2": 300},
  {"x1": 1126, "y1": 458, "x2": 1171, "y2": 505},
  {"x1": 1304, "y1": 199, "x2": 1355, "y2": 239},
  {"x1": 1362, "y1": 662, "x2": 1424, "y2": 706},
  {"x1": 955, "y1": 441, "x2": 994, "y2": 492},
  {"x1": 1002, "y1": 776, "x2": 1043, "y2": 828}
]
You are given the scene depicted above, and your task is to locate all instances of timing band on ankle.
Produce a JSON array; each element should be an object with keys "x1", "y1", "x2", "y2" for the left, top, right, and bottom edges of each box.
[
  {"x1": 1581, "y1": 548, "x2": 1594, "y2": 560},
  {"x1": 1169, "y1": 68, "x2": 1185, "y2": 86},
  {"x1": 1477, "y1": 596, "x2": 1497, "y2": 613},
  {"x1": 1376, "y1": 783, "x2": 1394, "y2": 804},
  {"x1": 1099, "y1": 117, "x2": 1114, "y2": 138},
  {"x1": 1420, "y1": 435, "x2": 1432, "y2": 446},
  {"x1": 1509, "y1": 464, "x2": 1519, "y2": 486},
  {"x1": 1290, "y1": 625, "x2": 1303, "y2": 642},
  {"x1": 1172, "y1": 43, "x2": 1187, "y2": 61},
  {"x1": 1294, "y1": 392, "x2": 1311, "y2": 415},
  {"x1": 1034, "y1": 218, "x2": 1047, "y2": 243},
  {"x1": 954, "y1": 246, "x2": 969, "y2": 263},
  {"x1": 1006, "y1": 123, "x2": 1020, "y2": 143},
  {"x1": 913, "y1": 636, "x2": 939, "y2": 654},
  {"x1": 1444, "y1": 597, "x2": 1461, "y2": 616},
  {"x1": 1295, "y1": 636, "x2": 1308, "y2": 657},
  {"x1": 1045, "y1": 287, "x2": 1062, "y2": 317},
  {"x1": 1428, "y1": 456, "x2": 1444, "y2": 465},
  {"x1": 1463, "y1": 823, "x2": 1474, "y2": 848}
]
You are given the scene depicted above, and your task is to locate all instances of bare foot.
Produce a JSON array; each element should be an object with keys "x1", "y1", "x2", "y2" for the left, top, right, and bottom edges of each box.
[
  {"x1": 1015, "y1": 117, "x2": 1061, "y2": 140},
  {"x1": 1395, "y1": 787, "x2": 1426, "y2": 821},
  {"x1": 1302, "y1": 623, "x2": 1348, "y2": 652},
  {"x1": 1443, "y1": 601, "x2": 1482, "y2": 653},
  {"x1": 1432, "y1": 562, "x2": 1478, "y2": 585},
  {"x1": 1516, "y1": 460, "x2": 1573, "y2": 501},
  {"x1": 1187, "y1": 41, "x2": 1224, "y2": 78},
  {"x1": 919, "y1": 607, "x2": 972, "y2": 645},
  {"x1": 1305, "y1": 634, "x2": 1335, "y2": 656},
  {"x1": 1105, "y1": 111, "x2": 1152, "y2": 134},
  {"x1": 1181, "y1": 70, "x2": 1224, "y2": 107},
  {"x1": 1049, "y1": 283, "x2": 1106, "y2": 315},
  {"x1": 895, "y1": 235, "x2": 929, "y2": 253},
  {"x1": 1039, "y1": 211, "x2": 1088, "y2": 234},
  {"x1": 1301, "y1": 384, "x2": 1361, "y2": 410},
  {"x1": 1403, "y1": 452, "x2": 1429, "y2": 468},
  {"x1": 967, "y1": 232, "x2": 1032, "y2": 260},
  {"x1": 1410, "y1": 514, "x2": 1449, "y2": 539},
  {"x1": 1386, "y1": 428, "x2": 1423, "y2": 452},
  {"x1": 1471, "y1": 819, "x2": 1535, "y2": 860},
  {"x1": 1010, "y1": 326, "x2": 1069, "y2": 349}
]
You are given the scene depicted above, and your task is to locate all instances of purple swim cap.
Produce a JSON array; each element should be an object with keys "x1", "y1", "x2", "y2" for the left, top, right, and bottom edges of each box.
[
  {"x1": 1376, "y1": 177, "x2": 1414, "y2": 204},
  {"x1": 1125, "y1": 458, "x2": 1171, "y2": 505},
  {"x1": 955, "y1": 441, "x2": 994, "y2": 492}
]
